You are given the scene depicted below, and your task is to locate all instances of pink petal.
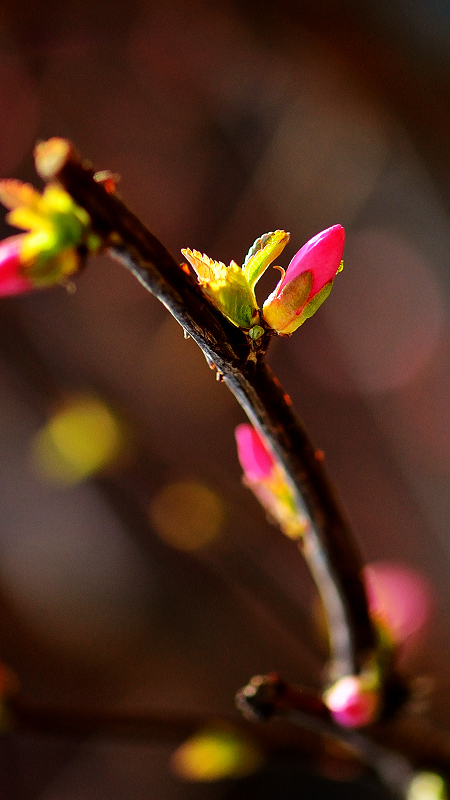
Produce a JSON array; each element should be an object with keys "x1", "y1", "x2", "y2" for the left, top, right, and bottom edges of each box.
[
  {"x1": 281, "y1": 224, "x2": 345, "y2": 301},
  {"x1": 364, "y1": 561, "x2": 432, "y2": 644},
  {"x1": 0, "y1": 235, "x2": 33, "y2": 296},
  {"x1": 235, "y1": 424, "x2": 275, "y2": 481}
]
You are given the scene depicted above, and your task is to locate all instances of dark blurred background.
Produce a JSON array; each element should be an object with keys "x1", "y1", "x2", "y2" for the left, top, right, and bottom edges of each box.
[{"x1": 0, "y1": 0, "x2": 450, "y2": 797}]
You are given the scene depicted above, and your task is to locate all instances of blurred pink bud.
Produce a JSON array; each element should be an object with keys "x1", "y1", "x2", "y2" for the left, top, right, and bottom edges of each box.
[
  {"x1": 235, "y1": 424, "x2": 275, "y2": 482},
  {"x1": 364, "y1": 561, "x2": 432, "y2": 645},
  {"x1": 324, "y1": 676, "x2": 379, "y2": 729},
  {"x1": 262, "y1": 225, "x2": 345, "y2": 335},
  {"x1": 0, "y1": 235, "x2": 33, "y2": 296}
]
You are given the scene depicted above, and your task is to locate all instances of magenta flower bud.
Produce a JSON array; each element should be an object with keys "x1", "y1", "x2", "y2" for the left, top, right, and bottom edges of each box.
[
  {"x1": 262, "y1": 224, "x2": 345, "y2": 334},
  {"x1": 235, "y1": 424, "x2": 275, "y2": 482},
  {"x1": 324, "y1": 676, "x2": 379, "y2": 729},
  {"x1": 0, "y1": 235, "x2": 33, "y2": 297}
]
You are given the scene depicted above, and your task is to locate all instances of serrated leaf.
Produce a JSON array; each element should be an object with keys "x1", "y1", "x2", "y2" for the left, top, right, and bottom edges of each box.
[
  {"x1": 0, "y1": 180, "x2": 41, "y2": 211},
  {"x1": 205, "y1": 262, "x2": 259, "y2": 329},
  {"x1": 30, "y1": 248, "x2": 81, "y2": 287},
  {"x1": 181, "y1": 248, "x2": 227, "y2": 283},
  {"x1": 7, "y1": 207, "x2": 50, "y2": 232},
  {"x1": 20, "y1": 230, "x2": 57, "y2": 264},
  {"x1": 41, "y1": 185, "x2": 76, "y2": 214},
  {"x1": 243, "y1": 230, "x2": 290, "y2": 289}
]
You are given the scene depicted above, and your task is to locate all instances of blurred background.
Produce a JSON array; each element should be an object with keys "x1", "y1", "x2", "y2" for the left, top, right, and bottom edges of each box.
[{"x1": 0, "y1": 0, "x2": 450, "y2": 797}]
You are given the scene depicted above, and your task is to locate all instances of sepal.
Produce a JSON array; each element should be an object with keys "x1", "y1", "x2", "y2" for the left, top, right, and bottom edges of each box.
[{"x1": 262, "y1": 270, "x2": 312, "y2": 333}]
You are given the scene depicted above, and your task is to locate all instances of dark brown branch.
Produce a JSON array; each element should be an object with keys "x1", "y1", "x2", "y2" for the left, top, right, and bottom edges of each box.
[
  {"x1": 237, "y1": 678, "x2": 412, "y2": 800},
  {"x1": 225, "y1": 362, "x2": 377, "y2": 679},
  {"x1": 235, "y1": 674, "x2": 450, "y2": 799},
  {"x1": 6, "y1": 689, "x2": 326, "y2": 748},
  {"x1": 35, "y1": 138, "x2": 377, "y2": 683},
  {"x1": 35, "y1": 139, "x2": 252, "y2": 371}
]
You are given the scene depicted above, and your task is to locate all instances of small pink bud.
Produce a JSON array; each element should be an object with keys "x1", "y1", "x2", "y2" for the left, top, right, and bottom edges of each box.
[
  {"x1": 364, "y1": 561, "x2": 431, "y2": 645},
  {"x1": 324, "y1": 676, "x2": 379, "y2": 729},
  {"x1": 0, "y1": 235, "x2": 33, "y2": 296},
  {"x1": 235, "y1": 424, "x2": 275, "y2": 482},
  {"x1": 286, "y1": 225, "x2": 345, "y2": 297},
  {"x1": 262, "y1": 225, "x2": 345, "y2": 334}
]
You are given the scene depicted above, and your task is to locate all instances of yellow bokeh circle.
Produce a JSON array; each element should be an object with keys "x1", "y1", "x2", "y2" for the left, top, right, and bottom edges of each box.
[
  {"x1": 31, "y1": 395, "x2": 126, "y2": 484},
  {"x1": 171, "y1": 728, "x2": 263, "y2": 781},
  {"x1": 149, "y1": 480, "x2": 224, "y2": 551}
]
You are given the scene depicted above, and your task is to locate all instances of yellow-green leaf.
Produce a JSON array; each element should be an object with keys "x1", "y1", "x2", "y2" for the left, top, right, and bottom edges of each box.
[{"x1": 243, "y1": 230, "x2": 290, "y2": 289}]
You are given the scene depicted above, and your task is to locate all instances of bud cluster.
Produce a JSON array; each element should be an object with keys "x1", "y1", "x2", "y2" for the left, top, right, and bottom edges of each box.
[
  {"x1": 182, "y1": 225, "x2": 344, "y2": 339},
  {"x1": 0, "y1": 180, "x2": 102, "y2": 296}
]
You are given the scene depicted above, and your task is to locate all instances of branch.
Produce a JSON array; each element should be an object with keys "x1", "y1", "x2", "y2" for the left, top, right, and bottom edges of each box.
[
  {"x1": 34, "y1": 138, "x2": 378, "y2": 684},
  {"x1": 8, "y1": 686, "x2": 450, "y2": 799},
  {"x1": 236, "y1": 674, "x2": 450, "y2": 799}
]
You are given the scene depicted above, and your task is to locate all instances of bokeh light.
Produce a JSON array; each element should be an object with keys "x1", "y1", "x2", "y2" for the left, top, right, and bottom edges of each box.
[
  {"x1": 380, "y1": 333, "x2": 450, "y2": 475},
  {"x1": 171, "y1": 726, "x2": 263, "y2": 781},
  {"x1": 0, "y1": 480, "x2": 151, "y2": 661},
  {"x1": 149, "y1": 480, "x2": 225, "y2": 551},
  {"x1": 303, "y1": 228, "x2": 445, "y2": 394},
  {"x1": 407, "y1": 771, "x2": 447, "y2": 800},
  {"x1": 141, "y1": 316, "x2": 236, "y2": 468},
  {"x1": 255, "y1": 83, "x2": 391, "y2": 234},
  {"x1": 0, "y1": 1, "x2": 450, "y2": 797},
  {"x1": 30, "y1": 395, "x2": 127, "y2": 484},
  {"x1": 364, "y1": 561, "x2": 432, "y2": 645}
]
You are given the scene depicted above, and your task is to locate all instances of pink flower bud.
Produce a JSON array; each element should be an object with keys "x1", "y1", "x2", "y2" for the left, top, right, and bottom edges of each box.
[
  {"x1": 262, "y1": 225, "x2": 345, "y2": 334},
  {"x1": 235, "y1": 424, "x2": 275, "y2": 482},
  {"x1": 0, "y1": 235, "x2": 33, "y2": 296},
  {"x1": 324, "y1": 676, "x2": 379, "y2": 729},
  {"x1": 364, "y1": 561, "x2": 431, "y2": 646}
]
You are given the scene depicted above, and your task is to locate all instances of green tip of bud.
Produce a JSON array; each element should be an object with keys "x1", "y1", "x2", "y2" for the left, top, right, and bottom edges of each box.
[{"x1": 248, "y1": 325, "x2": 265, "y2": 341}]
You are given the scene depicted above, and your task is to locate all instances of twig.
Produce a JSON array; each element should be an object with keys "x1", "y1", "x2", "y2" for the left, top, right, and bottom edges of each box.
[
  {"x1": 236, "y1": 673, "x2": 414, "y2": 799},
  {"x1": 34, "y1": 137, "x2": 378, "y2": 684},
  {"x1": 9, "y1": 686, "x2": 450, "y2": 799}
]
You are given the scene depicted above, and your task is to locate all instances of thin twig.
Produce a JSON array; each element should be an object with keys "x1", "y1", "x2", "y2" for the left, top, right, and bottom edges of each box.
[
  {"x1": 9, "y1": 686, "x2": 450, "y2": 799},
  {"x1": 236, "y1": 673, "x2": 413, "y2": 799}
]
